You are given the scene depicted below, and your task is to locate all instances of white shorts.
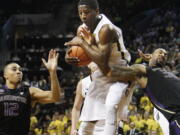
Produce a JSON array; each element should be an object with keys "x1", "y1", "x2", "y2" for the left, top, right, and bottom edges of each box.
[
  {"x1": 105, "y1": 82, "x2": 131, "y2": 121},
  {"x1": 78, "y1": 121, "x2": 105, "y2": 135}
]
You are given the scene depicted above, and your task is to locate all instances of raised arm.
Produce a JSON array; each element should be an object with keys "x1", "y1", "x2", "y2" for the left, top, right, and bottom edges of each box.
[
  {"x1": 30, "y1": 49, "x2": 61, "y2": 104},
  {"x1": 71, "y1": 80, "x2": 84, "y2": 135}
]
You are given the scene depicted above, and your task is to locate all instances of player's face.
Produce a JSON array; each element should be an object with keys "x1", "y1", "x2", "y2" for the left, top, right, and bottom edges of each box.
[
  {"x1": 4, "y1": 63, "x2": 23, "y2": 84},
  {"x1": 152, "y1": 49, "x2": 168, "y2": 65},
  {"x1": 78, "y1": 5, "x2": 98, "y2": 28}
]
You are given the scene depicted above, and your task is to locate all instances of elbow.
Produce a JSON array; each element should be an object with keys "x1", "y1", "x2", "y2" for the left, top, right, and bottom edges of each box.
[
  {"x1": 53, "y1": 97, "x2": 60, "y2": 102},
  {"x1": 52, "y1": 93, "x2": 61, "y2": 102}
]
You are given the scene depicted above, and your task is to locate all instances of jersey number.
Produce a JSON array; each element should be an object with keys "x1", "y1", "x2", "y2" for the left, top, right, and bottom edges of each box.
[{"x1": 4, "y1": 102, "x2": 19, "y2": 116}]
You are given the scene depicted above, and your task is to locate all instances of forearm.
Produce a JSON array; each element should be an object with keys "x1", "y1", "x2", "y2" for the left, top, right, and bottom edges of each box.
[
  {"x1": 71, "y1": 107, "x2": 81, "y2": 132},
  {"x1": 81, "y1": 40, "x2": 110, "y2": 75},
  {"x1": 80, "y1": 40, "x2": 101, "y2": 61},
  {"x1": 49, "y1": 70, "x2": 61, "y2": 101},
  {"x1": 108, "y1": 65, "x2": 138, "y2": 82}
]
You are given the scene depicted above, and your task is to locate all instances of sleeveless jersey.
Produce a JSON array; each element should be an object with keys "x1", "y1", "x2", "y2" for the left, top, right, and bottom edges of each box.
[
  {"x1": 93, "y1": 14, "x2": 131, "y2": 63},
  {"x1": 81, "y1": 75, "x2": 91, "y2": 98},
  {"x1": 145, "y1": 67, "x2": 180, "y2": 122},
  {"x1": 0, "y1": 85, "x2": 31, "y2": 135},
  {"x1": 79, "y1": 70, "x2": 108, "y2": 121},
  {"x1": 80, "y1": 14, "x2": 130, "y2": 121}
]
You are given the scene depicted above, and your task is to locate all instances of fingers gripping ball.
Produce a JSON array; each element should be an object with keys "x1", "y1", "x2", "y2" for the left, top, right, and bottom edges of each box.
[{"x1": 69, "y1": 46, "x2": 92, "y2": 66}]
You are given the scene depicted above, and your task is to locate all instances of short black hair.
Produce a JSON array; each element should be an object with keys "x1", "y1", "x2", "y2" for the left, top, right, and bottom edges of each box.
[{"x1": 78, "y1": 0, "x2": 99, "y2": 10}]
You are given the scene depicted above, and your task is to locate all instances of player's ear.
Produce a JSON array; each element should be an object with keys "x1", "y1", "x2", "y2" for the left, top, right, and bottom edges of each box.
[{"x1": 3, "y1": 72, "x2": 7, "y2": 80}]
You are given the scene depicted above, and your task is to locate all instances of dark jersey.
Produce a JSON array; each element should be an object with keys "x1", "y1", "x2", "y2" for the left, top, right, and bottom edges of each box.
[
  {"x1": 144, "y1": 67, "x2": 180, "y2": 122},
  {"x1": 0, "y1": 86, "x2": 31, "y2": 135}
]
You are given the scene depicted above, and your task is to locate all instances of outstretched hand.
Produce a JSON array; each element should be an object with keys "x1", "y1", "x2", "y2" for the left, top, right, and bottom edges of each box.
[{"x1": 42, "y1": 49, "x2": 59, "y2": 72}]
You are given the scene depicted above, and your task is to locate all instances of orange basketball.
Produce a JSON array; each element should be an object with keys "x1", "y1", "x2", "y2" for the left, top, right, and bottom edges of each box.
[{"x1": 68, "y1": 46, "x2": 92, "y2": 66}]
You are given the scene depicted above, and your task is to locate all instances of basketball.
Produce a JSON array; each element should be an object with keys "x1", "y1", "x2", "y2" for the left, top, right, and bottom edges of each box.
[{"x1": 68, "y1": 46, "x2": 92, "y2": 66}]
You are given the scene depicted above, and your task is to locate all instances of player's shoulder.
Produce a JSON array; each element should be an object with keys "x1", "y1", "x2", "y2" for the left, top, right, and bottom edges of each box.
[
  {"x1": 99, "y1": 24, "x2": 117, "y2": 44},
  {"x1": 100, "y1": 24, "x2": 114, "y2": 33}
]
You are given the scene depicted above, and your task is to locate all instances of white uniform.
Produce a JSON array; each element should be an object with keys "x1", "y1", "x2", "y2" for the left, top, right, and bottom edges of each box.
[
  {"x1": 82, "y1": 14, "x2": 132, "y2": 135},
  {"x1": 79, "y1": 75, "x2": 105, "y2": 135},
  {"x1": 93, "y1": 14, "x2": 131, "y2": 63},
  {"x1": 80, "y1": 70, "x2": 107, "y2": 121},
  {"x1": 153, "y1": 108, "x2": 169, "y2": 135},
  {"x1": 81, "y1": 75, "x2": 91, "y2": 98}
]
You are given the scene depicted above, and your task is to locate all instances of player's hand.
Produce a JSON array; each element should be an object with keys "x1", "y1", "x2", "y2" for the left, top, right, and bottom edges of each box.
[
  {"x1": 138, "y1": 49, "x2": 151, "y2": 61},
  {"x1": 65, "y1": 48, "x2": 80, "y2": 66},
  {"x1": 79, "y1": 26, "x2": 96, "y2": 45},
  {"x1": 42, "y1": 49, "x2": 59, "y2": 72},
  {"x1": 64, "y1": 36, "x2": 84, "y2": 47}
]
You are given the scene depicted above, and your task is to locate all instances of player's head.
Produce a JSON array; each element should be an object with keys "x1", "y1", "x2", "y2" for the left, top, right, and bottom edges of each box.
[
  {"x1": 78, "y1": 0, "x2": 99, "y2": 28},
  {"x1": 149, "y1": 48, "x2": 168, "y2": 67},
  {"x1": 3, "y1": 62, "x2": 23, "y2": 85}
]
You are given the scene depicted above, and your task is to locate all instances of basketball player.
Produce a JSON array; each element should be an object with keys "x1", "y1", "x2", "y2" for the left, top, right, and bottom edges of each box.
[
  {"x1": 108, "y1": 48, "x2": 180, "y2": 135},
  {"x1": 138, "y1": 49, "x2": 170, "y2": 135},
  {"x1": 65, "y1": 0, "x2": 132, "y2": 134},
  {"x1": 71, "y1": 62, "x2": 106, "y2": 135},
  {"x1": 0, "y1": 49, "x2": 61, "y2": 135},
  {"x1": 70, "y1": 61, "x2": 134, "y2": 135}
]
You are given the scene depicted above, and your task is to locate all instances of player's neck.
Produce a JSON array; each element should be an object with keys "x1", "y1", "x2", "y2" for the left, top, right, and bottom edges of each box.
[{"x1": 5, "y1": 82, "x2": 19, "y2": 89}]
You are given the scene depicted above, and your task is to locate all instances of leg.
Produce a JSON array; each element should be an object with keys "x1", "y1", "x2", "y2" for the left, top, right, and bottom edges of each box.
[
  {"x1": 104, "y1": 82, "x2": 128, "y2": 135},
  {"x1": 93, "y1": 120, "x2": 105, "y2": 135}
]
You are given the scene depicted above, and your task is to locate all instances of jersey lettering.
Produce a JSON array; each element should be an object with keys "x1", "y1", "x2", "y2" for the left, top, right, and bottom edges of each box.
[{"x1": 4, "y1": 102, "x2": 19, "y2": 116}]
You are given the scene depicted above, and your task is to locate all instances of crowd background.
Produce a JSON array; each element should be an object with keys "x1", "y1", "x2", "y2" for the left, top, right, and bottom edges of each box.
[{"x1": 0, "y1": 0, "x2": 179, "y2": 134}]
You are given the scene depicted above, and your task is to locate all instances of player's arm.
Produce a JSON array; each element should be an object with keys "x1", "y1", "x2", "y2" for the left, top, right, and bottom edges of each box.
[
  {"x1": 30, "y1": 49, "x2": 61, "y2": 104},
  {"x1": 65, "y1": 24, "x2": 117, "y2": 75},
  {"x1": 65, "y1": 25, "x2": 85, "y2": 66},
  {"x1": 71, "y1": 80, "x2": 84, "y2": 135},
  {"x1": 108, "y1": 64, "x2": 146, "y2": 82},
  {"x1": 95, "y1": 24, "x2": 117, "y2": 74}
]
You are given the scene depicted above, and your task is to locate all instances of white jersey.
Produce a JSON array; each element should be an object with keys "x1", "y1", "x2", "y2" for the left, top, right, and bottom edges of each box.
[
  {"x1": 81, "y1": 76, "x2": 91, "y2": 98},
  {"x1": 79, "y1": 70, "x2": 108, "y2": 121},
  {"x1": 93, "y1": 14, "x2": 131, "y2": 63},
  {"x1": 80, "y1": 14, "x2": 131, "y2": 121},
  {"x1": 79, "y1": 75, "x2": 92, "y2": 121}
]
